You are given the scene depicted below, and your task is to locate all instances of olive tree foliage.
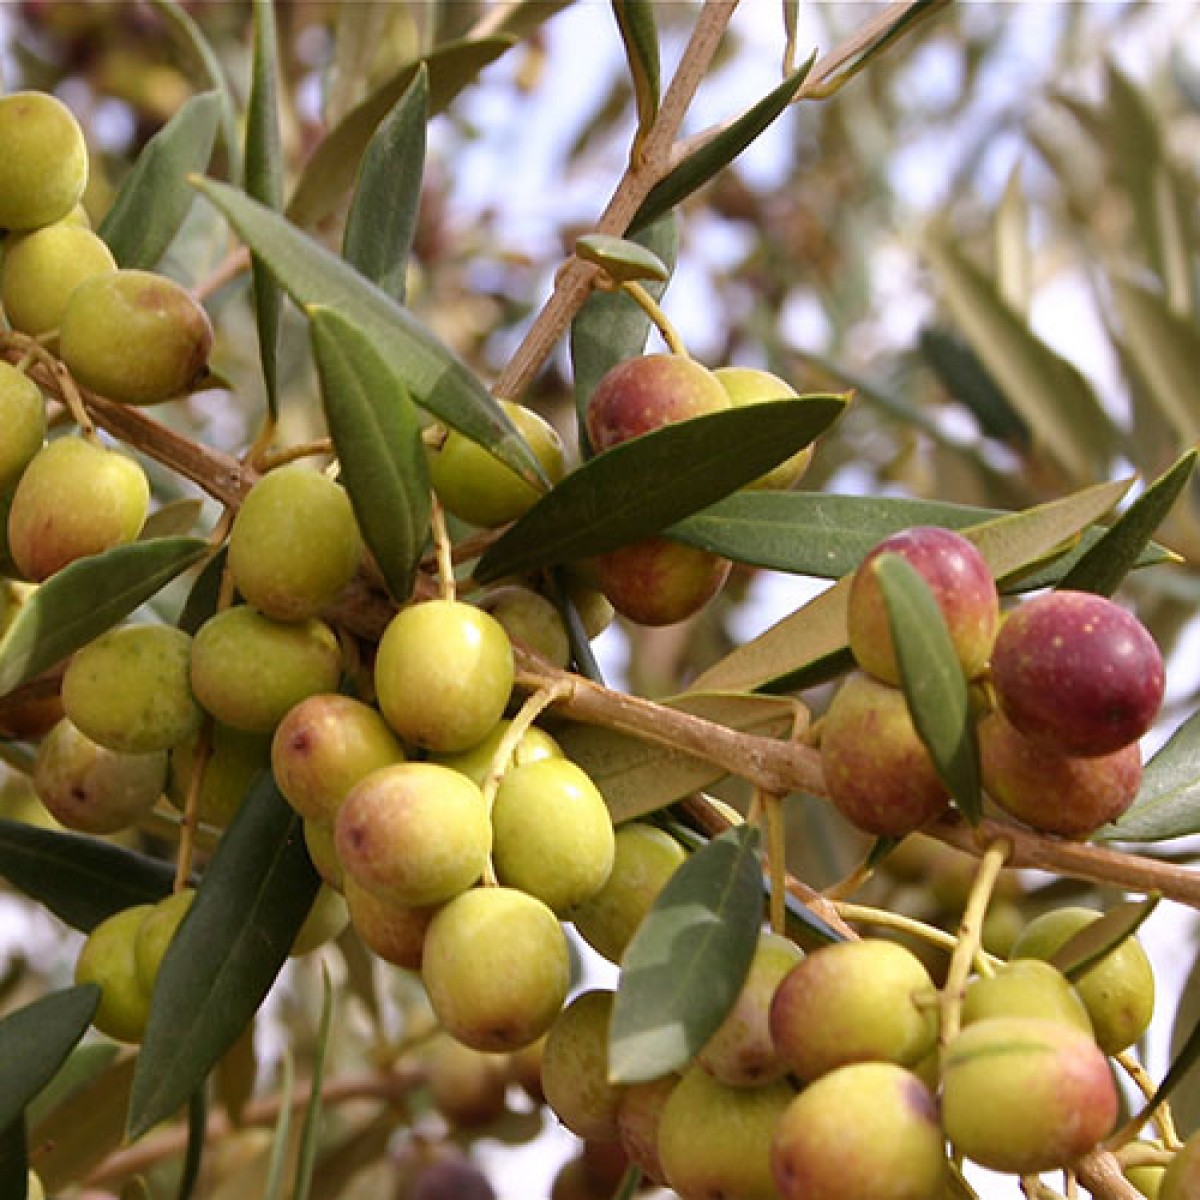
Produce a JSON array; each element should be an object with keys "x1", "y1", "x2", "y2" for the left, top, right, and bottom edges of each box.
[{"x1": 2, "y1": 2, "x2": 1200, "y2": 1198}]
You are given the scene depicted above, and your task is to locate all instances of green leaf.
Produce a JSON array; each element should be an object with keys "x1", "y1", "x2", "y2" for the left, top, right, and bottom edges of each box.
[
  {"x1": 1060, "y1": 448, "x2": 1194, "y2": 595},
  {"x1": 556, "y1": 692, "x2": 802, "y2": 823},
  {"x1": 476, "y1": 397, "x2": 847, "y2": 582},
  {"x1": 691, "y1": 477, "x2": 1132, "y2": 695},
  {"x1": 1100, "y1": 707, "x2": 1200, "y2": 843},
  {"x1": 0, "y1": 820, "x2": 174, "y2": 932},
  {"x1": 876, "y1": 555, "x2": 981, "y2": 823},
  {"x1": 609, "y1": 826, "x2": 763, "y2": 1084},
  {"x1": 629, "y1": 63, "x2": 812, "y2": 235},
  {"x1": 146, "y1": 0, "x2": 241, "y2": 181},
  {"x1": 177, "y1": 1088, "x2": 207, "y2": 1200},
  {"x1": 292, "y1": 966, "x2": 334, "y2": 1200},
  {"x1": 342, "y1": 66, "x2": 429, "y2": 304},
  {"x1": 129, "y1": 776, "x2": 321, "y2": 1140},
  {"x1": 1049, "y1": 896, "x2": 1160, "y2": 981},
  {"x1": 570, "y1": 214, "x2": 677, "y2": 455},
  {"x1": 612, "y1": 0, "x2": 660, "y2": 153},
  {"x1": 1112, "y1": 277, "x2": 1200, "y2": 444},
  {"x1": 0, "y1": 1116, "x2": 25, "y2": 1200},
  {"x1": 262, "y1": 1050, "x2": 295, "y2": 1200},
  {"x1": 575, "y1": 234, "x2": 670, "y2": 284},
  {"x1": 98, "y1": 92, "x2": 221, "y2": 269},
  {"x1": 309, "y1": 306, "x2": 431, "y2": 602},
  {"x1": 140, "y1": 499, "x2": 204, "y2": 541},
  {"x1": 925, "y1": 234, "x2": 1115, "y2": 482},
  {"x1": 26, "y1": 1042, "x2": 120, "y2": 1130},
  {"x1": 0, "y1": 987, "x2": 100, "y2": 1135},
  {"x1": 286, "y1": 37, "x2": 515, "y2": 229},
  {"x1": 193, "y1": 178, "x2": 545, "y2": 488},
  {"x1": 246, "y1": 0, "x2": 286, "y2": 419},
  {"x1": 994, "y1": 161, "x2": 1032, "y2": 317},
  {"x1": 1166, "y1": 950, "x2": 1200, "y2": 1137},
  {"x1": 0, "y1": 537, "x2": 208, "y2": 697}
]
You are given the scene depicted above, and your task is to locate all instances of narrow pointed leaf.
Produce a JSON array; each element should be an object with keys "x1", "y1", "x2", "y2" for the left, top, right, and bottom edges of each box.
[
  {"x1": 570, "y1": 214, "x2": 676, "y2": 454},
  {"x1": 146, "y1": 0, "x2": 241, "y2": 180},
  {"x1": 129, "y1": 776, "x2": 321, "y2": 1140},
  {"x1": 612, "y1": 0, "x2": 660, "y2": 153},
  {"x1": 994, "y1": 162, "x2": 1031, "y2": 317},
  {"x1": 1049, "y1": 896, "x2": 1159, "y2": 981},
  {"x1": 926, "y1": 235, "x2": 1114, "y2": 482},
  {"x1": 876, "y1": 555, "x2": 981, "y2": 822},
  {"x1": 246, "y1": 0, "x2": 285, "y2": 418},
  {"x1": 610, "y1": 825, "x2": 763, "y2": 1083},
  {"x1": 0, "y1": 1117, "x2": 24, "y2": 1200},
  {"x1": 1147, "y1": 994, "x2": 1200, "y2": 1131},
  {"x1": 692, "y1": 478, "x2": 1131, "y2": 694},
  {"x1": 263, "y1": 1049, "x2": 295, "y2": 1200},
  {"x1": 292, "y1": 967, "x2": 334, "y2": 1200},
  {"x1": 342, "y1": 66, "x2": 428, "y2": 303},
  {"x1": 26, "y1": 1042, "x2": 120, "y2": 1130},
  {"x1": 0, "y1": 821, "x2": 174, "y2": 932},
  {"x1": 556, "y1": 693, "x2": 802, "y2": 822},
  {"x1": 193, "y1": 178, "x2": 544, "y2": 487},
  {"x1": 1100, "y1": 707, "x2": 1200, "y2": 842},
  {"x1": 575, "y1": 234, "x2": 669, "y2": 284},
  {"x1": 140, "y1": 498, "x2": 204, "y2": 541},
  {"x1": 919, "y1": 327, "x2": 1030, "y2": 446},
  {"x1": 629, "y1": 64, "x2": 812, "y2": 234},
  {"x1": 1060, "y1": 448, "x2": 1194, "y2": 595},
  {"x1": 177, "y1": 1089, "x2": 207, "y2": 1200},
  {"x1": 0, "y1": 987, "x2": 100, "y2": 1134},
  {"x1": 287, "y1": 38, "x2": 515, "y2": 228},
  {"x1": 309, "y1": 306, "x2": 430, "y2": 602},
  {"x1": 0, "y1": 537, "x2": 208, "y2": 697},
  {"x1": 99, "y1": 92, "x2": 221, "y2": 268},
  {"x1": 476, "y1": 397, "x2": 847, "y2": 582}
]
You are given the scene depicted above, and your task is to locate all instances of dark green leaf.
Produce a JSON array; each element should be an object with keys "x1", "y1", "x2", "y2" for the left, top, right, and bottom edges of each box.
[
  {"x1": 177, "y1": 1089, "x2": 207, "y2": 1200},
  {"x1": 612, "y1": 0, "x2": 660, "y2": 150},
  {"x1": 146, "y1": 0, "x2": 241, "y2": 180},
  {"x1": 0, "y1": 820, "x2": 174, "y2": 932},
  {"x1": 0, "y1": 1116, "x2": 25, "y2": 1200},
  {"x1": 1100, "y1": 707, "x2": 1200, "y2": 843},
  {"x1": 292, "y1": 966, "x2": 334, "y2": 1200},
  {"x1": 476, "y1": 397, "x2": 847, "y2": 582},
  {"x1": 246, "y1": 0, "x2": 285, "y2": 418},
  {"x1": 309, "y1": 306, "x2": 431, "y2": 602},
  {"x1": 193, "y1": 178, "x2": 545, "y2": 487},
  {"x1": 0, "y1": 537, "x2": 208, "y2": 697},
  {"x1": 129, "y1": 776, "x2": 321, "y2": 1139},
  {"x1": 286, "y1": 37, "x2": 515, "y2": 229},
  {"x1": 876, "y1": 555, "x2": 981, "y2": 823},
  {"x1": 629, "y1": 64, "x2": 812, "y2": 235},
  {"x1": 575, "y1": 234, "x2": 670, "y2": 284},
  {"x1": 99, "y1": 92, "x2": 221, "y2": 269},
  {"x1": 178, "y1": 548, "x2": 226, "y2": 636},
  {"x1": 1060, "y1": 449, "x2": 1194, "y2": 595},
  {"x1": 342, "y1": 66, "x2": 428, "y2": 304},
  {"x1": 0, "y1": 986, "x2": 100, "y2": 1134},
  {"x1": 570, "y1": 214, "x2": 677, "y2": 455},
  {"x1": 610, "y1": 825, "x2": 763, "y2": 1084},
  {"x1": 925, "y1": 235, "x2": 1115, "y2": 482},
  {"x1": 1049, "y1": 897, "x2": 1159, "y2": 981}
]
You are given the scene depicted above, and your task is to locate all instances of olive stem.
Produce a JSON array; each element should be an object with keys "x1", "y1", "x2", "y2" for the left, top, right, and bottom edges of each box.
[
  {"x1": 617, "y1": 280, "x2": 690, "y2": 358},
  {"x1": 429, "y1": 496, "x2": 456, "y2": 603},
  {"x1": 257, "y1": 438, "x2": 334, "y2": 470},
  {"x1": 761, "y1": 788, "x2": 787, "y2": 935},
  {"x1": 173, "y1": 717, "x2": 213, "y2": 895}
]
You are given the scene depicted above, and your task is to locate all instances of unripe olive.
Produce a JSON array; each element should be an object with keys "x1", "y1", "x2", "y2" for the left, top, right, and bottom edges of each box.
[
  {"x1": 491, "y1": 757, "x2": 615, "y2": 915},
  {"x1": 343, "y1": 874, "x2": 435, "y2": 970},
  {"x1": 8, "y1": 437, "x2": 149, "y2": 580},
  {"x1": 698, "y1": 929, "x2": 802, "y2": 1087},
  {"x1": 432, "y1": 718, "x2": 562, "y2": 788},
  {"x1": 303, "y1": 818, "x2": 344, "y2": 890},
  {"x1": 1129, "y1": 1162, "x2": 1166, "y2": 1198},
  {"x1": 771, "y1": 1063, "x2": 946, "y2": 1200},
  {"x1": 616, "y1": 1074, "x2": 677, "y2": 1185},
  {"x1": 34, "y1": 718, "x2": 166, "y2": 833},
  {"x1": 271, "y1": 693, "x2": 405, "y2": 824},
  {"x1": 657, "y1": 1066, "x2": 795, "y2": 1200},
  {"x1": 571, "y1": 821, "x2": 686, "y2": 963},
  {"x1": 421, "y1": 1033, "x2": 510, "y2": 1128},
  {"x1": 0, "y1": 91, "x2": 89, "y2": 231},
  {"x1": 769, "y1": 937, "x2": 939, "y2": 1081},
  {"x1": 189, "y1": 607, "x2": 342, "y2": 733},
  {"x1": 0, "y1": 362, "x2": 46, "y2": 491},
  {"x1": 941, "y1": 1016, "x2": 1119, "y2": 1174},
  {"x1": 74, "y1": 903, "x2": 155, "y2": 1043},
  {"x1": 133, "y1": 888, "x2": 195, "y2": 993},
  {"x1": 1011, "y1": 906, "x2": 1155, "y2": 1055},
  {"x1": 59, "y1": 268, "x2": 213, "y2": 404},
  {"x1": 227, "y1": 466, "x2": 364, "y2": 621},
  {"x1": 541, "y1": 989, "x2": 624, "y2": 1142},
  {"x1": 713, "y1": 366, "x2": 813, "y2": 490},
  {"x1": 427, "y1": 400, "x2": 566, "y2": 527},
  {"x1": 1161, "y1": 1132, "x2": 1200, "y2": 1199},
  {"x1": 62, "y1": 623, "x2": 202, "y2": 754},
  {"x1": 2, "y1": 221, "x2": 116, "y2": 335},
  {"x1": 289, "y1": 884, "x2": 350, "y2": 956},
  {"x1": 167, "y1": 722, "x2": 272, "y2": 828},
  {"x1": 961, "y1": 958, "x2": 1093, "y2": 1034},
  {"x1": 374, "y1": 600, "x2": 513, "y2": 753},
  {"x1": 478, "y1": 585, "x2": 571, "y2": 668},
  {"x1": 421, "y1": 886, "x2": 570, "y2": 1052},
  {"x1": 335, "y1": 762, "x2": 491, "y2": 908}
]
